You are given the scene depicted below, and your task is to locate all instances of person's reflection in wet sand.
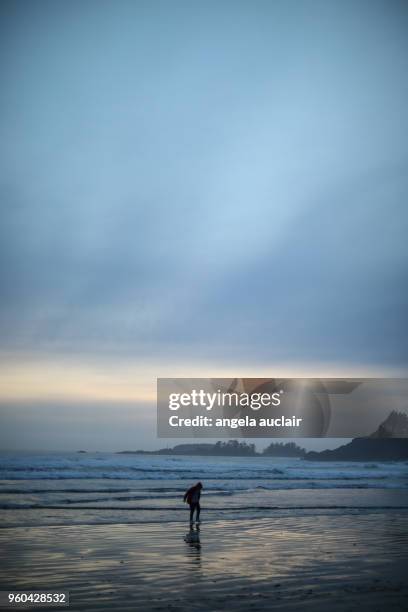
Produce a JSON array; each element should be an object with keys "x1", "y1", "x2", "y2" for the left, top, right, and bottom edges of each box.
[
  {"x1": 184, "y1": 524, "x2": 201, "y2": 567},
  {"x1": 184, "y1": 524, "x2": 201, "y2": 549},
  {"x1": 183, "y1": 525, "x2": 203, "y2": 594}
]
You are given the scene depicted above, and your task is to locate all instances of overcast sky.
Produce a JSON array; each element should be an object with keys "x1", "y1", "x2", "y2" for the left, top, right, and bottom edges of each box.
[{"x1": 0, "y1": 0, "x2": 407, "y2": 451}]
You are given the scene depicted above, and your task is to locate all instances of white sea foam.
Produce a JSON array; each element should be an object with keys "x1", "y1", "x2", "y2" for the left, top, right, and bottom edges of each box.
[{"x1": 1, "y1": 453, "x2": 407, "y2": 527}]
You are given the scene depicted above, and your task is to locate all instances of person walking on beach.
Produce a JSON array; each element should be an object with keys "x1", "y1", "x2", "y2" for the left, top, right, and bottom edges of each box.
[{"x1": 184, "y1": 482, "x2": 203, "y2": 523}]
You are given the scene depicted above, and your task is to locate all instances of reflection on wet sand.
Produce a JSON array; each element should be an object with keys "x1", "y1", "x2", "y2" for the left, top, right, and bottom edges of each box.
[
  {"x1": 184, "y1": 524, "x2": 202, "y2": 572},
  {"x1": 0, "y1": 515, "x2": 407, "y2": 611},
  {"x1": 184, "y1": 524, "x2": 201, "y2": 549}
]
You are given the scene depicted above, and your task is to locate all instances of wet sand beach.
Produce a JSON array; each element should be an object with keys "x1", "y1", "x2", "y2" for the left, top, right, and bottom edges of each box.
[{"x1": 1, "y1": 513, "x2": 407, "y2": 611}]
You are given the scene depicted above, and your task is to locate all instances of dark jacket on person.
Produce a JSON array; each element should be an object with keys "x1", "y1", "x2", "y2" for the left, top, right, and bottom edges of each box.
[{"x1": 183, "y1": 483, "x2": 202, "y2": 505}]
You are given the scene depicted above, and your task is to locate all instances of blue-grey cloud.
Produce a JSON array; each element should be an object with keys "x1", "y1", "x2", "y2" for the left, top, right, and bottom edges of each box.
[{"x1": 1, "y1": 0, "x2": 407, "y2": 368}]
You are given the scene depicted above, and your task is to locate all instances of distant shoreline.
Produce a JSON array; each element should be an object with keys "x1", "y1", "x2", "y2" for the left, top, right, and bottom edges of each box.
[
  {"x1": 117, "y1": 437, "x2": 408, "y2": 462},
  {"x1": 116, "y1": 440, "x2": 306, "y2": 458},
  {"x1": 117, "y1": 412, "x2": 408, "y2": 461}
]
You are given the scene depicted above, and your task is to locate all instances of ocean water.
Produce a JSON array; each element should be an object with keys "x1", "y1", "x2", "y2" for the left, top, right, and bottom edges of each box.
[{"x1": 0, "y1": 452, "x2": 407, "y2": 527}]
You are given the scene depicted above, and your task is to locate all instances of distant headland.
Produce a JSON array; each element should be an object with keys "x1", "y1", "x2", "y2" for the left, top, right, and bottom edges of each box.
[
  {"x1": 118, "y1": 440, "x2": 305, "y2": 457},
  {"x1": 118, "y1": 411, "x2": 408, "y2": 461},
  {"x1": 305, "y1": 411, "x2": 408, "y2": 461}
]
